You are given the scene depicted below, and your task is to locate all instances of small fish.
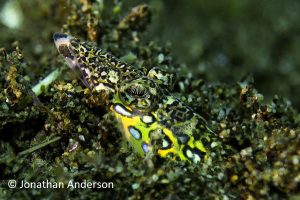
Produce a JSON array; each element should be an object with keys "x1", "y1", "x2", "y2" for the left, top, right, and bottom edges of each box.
[{"x1": 53, "y1": 33, "x2": 218, "y2": 163}]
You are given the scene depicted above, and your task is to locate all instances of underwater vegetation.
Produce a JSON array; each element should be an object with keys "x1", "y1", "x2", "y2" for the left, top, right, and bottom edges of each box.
[{"x1": 0, "y1": 0, "x2": 299, "y2": 199}]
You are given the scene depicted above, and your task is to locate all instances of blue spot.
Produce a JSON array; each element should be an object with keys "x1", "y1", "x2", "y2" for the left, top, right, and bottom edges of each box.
[
  {"x1": 142, "y1": 143, "x2": 148, "y2": 153},
  {"x1": 128, "y1": 126, "x2": 141, "y2": 140}
]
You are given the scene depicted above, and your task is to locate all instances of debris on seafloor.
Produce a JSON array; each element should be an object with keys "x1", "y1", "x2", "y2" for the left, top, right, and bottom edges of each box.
[{"x1": 0, "y1": 1, "x2": 299, "y2": 199}]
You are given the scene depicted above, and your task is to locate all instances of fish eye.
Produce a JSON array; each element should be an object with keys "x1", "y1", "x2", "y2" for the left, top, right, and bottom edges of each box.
[
  {"x1": 119, "y1": 78, "x2": 158, "y2": 111},
  {"x1": 125, "y1": 84, "x2": 148, "y2": 98}
]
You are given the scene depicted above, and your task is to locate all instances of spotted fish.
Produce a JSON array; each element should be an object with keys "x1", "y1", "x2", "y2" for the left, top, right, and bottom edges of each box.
[{"x1": 53, "y1": 33, "x2": 218, "y2": 163}]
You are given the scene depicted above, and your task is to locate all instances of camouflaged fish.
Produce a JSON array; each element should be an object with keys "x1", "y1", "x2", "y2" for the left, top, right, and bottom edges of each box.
[{"x1": 53, "y1": 33, "x2": 218, "y2": 163}]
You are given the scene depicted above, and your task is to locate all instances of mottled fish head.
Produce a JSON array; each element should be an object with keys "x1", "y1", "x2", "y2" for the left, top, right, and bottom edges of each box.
[
  {"x1": 53, "y1": 33, "x2": 174, "y2": 115},
  {"x1": 53, "y1": 32, "x2": 144, "y2": 95},
  {"x1": 53, "y1": 33, "x2": 76, "y2": 70}
]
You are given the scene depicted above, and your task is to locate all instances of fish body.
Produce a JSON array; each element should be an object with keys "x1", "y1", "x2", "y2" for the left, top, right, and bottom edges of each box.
[{"x1": 53, "y1": 33, "x2": 216, "y2": 163}]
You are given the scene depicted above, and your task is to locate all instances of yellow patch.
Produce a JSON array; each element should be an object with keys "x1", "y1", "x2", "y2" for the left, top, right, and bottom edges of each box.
[{"x1": 111, "y1": 96, "x2": 208, "y2": 162}]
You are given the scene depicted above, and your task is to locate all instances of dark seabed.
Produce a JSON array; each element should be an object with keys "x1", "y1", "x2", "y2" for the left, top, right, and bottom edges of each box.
[{"x1": 0, "y1": 0, "x2": 299, "y2": 199}]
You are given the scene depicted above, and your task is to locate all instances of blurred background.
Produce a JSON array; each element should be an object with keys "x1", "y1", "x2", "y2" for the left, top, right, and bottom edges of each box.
[{"x1": 1, "y1": 0, "x2": 300, "y2": 109}]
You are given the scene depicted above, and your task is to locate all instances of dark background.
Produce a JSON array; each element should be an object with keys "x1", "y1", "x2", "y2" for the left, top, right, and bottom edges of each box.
[{"x1": 146, "y1": 0, "x2": 300, "y2": 110}]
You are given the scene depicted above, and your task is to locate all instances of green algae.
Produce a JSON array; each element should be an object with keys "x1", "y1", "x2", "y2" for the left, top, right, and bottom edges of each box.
[{"x1": 0, "y1": 1, "x2": 300, "y2": 199}]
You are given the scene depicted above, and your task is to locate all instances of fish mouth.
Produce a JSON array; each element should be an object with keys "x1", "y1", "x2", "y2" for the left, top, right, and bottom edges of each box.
[
  {"x1": 53, "y1": 33, "x2": 75, "y2": 60},
  {"x1": 53, "y1": 32, "x2": 81, "y2": 72},
  {"x1": 53, "y1": 33, "x2": 95, "y2": 90}
]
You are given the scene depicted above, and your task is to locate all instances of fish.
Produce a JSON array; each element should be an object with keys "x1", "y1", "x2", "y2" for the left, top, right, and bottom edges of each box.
[{"x1": 53, "y1": 33, "x2": 219, "y2": 163}]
